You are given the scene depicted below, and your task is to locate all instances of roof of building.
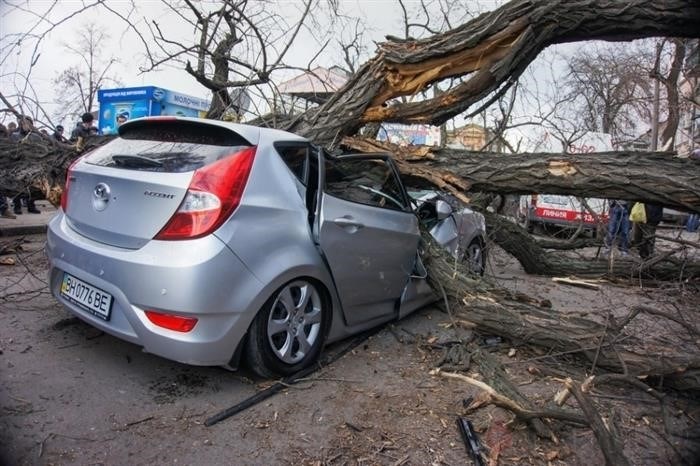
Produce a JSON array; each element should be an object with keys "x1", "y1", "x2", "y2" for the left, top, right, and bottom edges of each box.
[{"x1": 277, "y1": 66, "x2": 350, "y2": 104}]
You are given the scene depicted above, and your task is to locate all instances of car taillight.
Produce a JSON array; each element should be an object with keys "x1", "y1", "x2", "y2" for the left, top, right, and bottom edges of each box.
[
  {"x1": 60, "y1": 156, "x2": 83, "y2": 212},
  {"x1": 145, "y1": 310, "x2": 198, "y2": 332},
  {"x1": 155, "y1": 146, "x2": 257, "y2": 240}
]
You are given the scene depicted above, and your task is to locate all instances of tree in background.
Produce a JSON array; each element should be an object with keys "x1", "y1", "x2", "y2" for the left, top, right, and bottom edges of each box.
[
  {"x1": 134, "y1": 0, "x2": 338, "y2": 119},
  {"x1": 653, "y1": 38, "x2": 687, "y2": 150},
  {"x1": 562, "y1": 39, "x2": 689, "y2": 151},
  {"x1": 51, "y1": 23, "x2": 120, "y2": 125},
  {"x1": 564, "y1": 42, "x2": 653, "y2": 146}
]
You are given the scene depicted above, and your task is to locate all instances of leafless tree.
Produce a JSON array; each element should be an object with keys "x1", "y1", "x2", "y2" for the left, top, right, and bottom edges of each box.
[
  {"x1": 564, "y1": 42, "x2": 654, "y2": 146},
  {"x1": 132, "y1": 0, "x2": 338, "y2": 119},
  {"x1": 51, "y1": 22, "x2": 120, "y2": 123},
  {"x1": 652, "y1": 38, "x2": 688, "y2": 150}
]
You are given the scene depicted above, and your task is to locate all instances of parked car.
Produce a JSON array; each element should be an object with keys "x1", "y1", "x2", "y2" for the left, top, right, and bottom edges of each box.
[{"x1": 46, "y1": 117, "x2": 484, "y2": 378}]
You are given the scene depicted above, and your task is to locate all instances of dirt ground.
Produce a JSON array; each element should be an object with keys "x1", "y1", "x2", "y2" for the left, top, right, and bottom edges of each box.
[{"x1": 1, "y1": 231, "x2": 699, "y2": 465}]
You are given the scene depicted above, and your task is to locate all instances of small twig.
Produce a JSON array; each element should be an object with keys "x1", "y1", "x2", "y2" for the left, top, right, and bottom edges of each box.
[
  {"x1": 295, "y1": 376, "x2": 363, "y2": 384},
  {"x1": 437, "y1": 281, "x2": 463, "y2": 344},
  {"x1": 345, "y1": 421, "x2": 364, "y2": 432},
  {"x1": 590, "y1": 312, "x2": 611, "y2": 374},
  {"x1": 125, "y1": 415, "x2": 154, "y2": 427}
]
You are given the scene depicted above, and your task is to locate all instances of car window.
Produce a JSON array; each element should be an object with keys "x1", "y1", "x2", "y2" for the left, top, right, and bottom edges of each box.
[
  {"x1": 541, "y1": 195, "x2": 569, "y2": 206},
  {"x1": 275, "y1": 144, "x2": 308, "y2": 184},
  {"x1": 324, "y1": 157, "x2": 408, "y2": 211},
  {"x1": 84, "y1": 121, "x2": 251, "y2": 173}
]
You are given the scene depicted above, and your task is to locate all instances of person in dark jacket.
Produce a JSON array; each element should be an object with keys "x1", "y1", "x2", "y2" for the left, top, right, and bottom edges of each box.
[
  {"x1": 52, "y1": 125, "x2": 68, "y2": 143},
  {"x1": 70, "y1": 112, "x2": 99, "y2": 140},
  {"x1": 632, "y1": 203, "x2": 663, "y2": 259}
]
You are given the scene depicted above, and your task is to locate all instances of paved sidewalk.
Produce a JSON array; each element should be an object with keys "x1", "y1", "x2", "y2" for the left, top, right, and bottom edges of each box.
[{"x1": 0, "y1": 200, "x2": 57, "y2": 237}]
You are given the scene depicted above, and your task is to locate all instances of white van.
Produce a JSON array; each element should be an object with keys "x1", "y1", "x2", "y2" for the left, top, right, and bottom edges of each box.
[
  {"x1": 510, "y1": 131, "x2": 614, "y2": 236},
  {"x1": 519, "y1": 194, "x2": 608, "y2": 234}
]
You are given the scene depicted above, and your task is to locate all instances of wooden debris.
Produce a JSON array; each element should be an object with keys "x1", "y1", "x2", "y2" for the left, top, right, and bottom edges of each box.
[
  {"x1": 0, "y1": 256, "x2": 15, "y2": 266},
  {"x1": 552, "y1": 277, "x2": 602, "y2": 290}
]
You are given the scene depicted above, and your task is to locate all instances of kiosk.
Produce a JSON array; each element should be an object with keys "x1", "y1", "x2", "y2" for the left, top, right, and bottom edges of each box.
[{"x1": 97, "y1": 86, "x2": 210, "y2": 135}]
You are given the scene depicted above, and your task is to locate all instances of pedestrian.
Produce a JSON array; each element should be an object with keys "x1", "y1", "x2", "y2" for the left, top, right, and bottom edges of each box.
[
  {"x1": 10, "y1": 115, "x2": 42, "y2": 143},
  {"x1": 70, "y1": 112, "x2": 99, "y2": 141},
  {"x1": 604, "y1": 199, "x2": 630, "y2": 256},
  {"x1": 52, "y1": 125, "x2": 68, "y2": 143},
  {"x1": 7, "y1": 122, "x2": 17, "y2": 133},
  {"x1": 688, "y1": 213, "x2": 700, "y2": 233},
  {"x1": 9, "y1": 116, "x2": 41, "y2": 215},
  {"x1": 687, "y1": 149, "x2": 700, "y2": 233},
  {"x1": 0, "y1": 123, "x2": 17, "y2": 218},
  {"x1": 631, "y1": 203, "x2": 663, "y2": 259},
  {"x1": 0, "y1": 195, "x2": 15, "y2": 219}
]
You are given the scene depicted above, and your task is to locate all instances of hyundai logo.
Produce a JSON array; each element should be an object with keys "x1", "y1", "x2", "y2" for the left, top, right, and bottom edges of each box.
[{"x1": 92, "y1": 183, "x2": 111, "y2": 211}]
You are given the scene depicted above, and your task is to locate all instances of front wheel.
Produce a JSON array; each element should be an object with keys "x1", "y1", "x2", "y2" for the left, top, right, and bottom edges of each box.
[
  {"x1": 464, "y1": 238, "x2": 486, "y2": 276},
  {"x1": 245, "y1": 279, "x2": 329, "y2": 378}
]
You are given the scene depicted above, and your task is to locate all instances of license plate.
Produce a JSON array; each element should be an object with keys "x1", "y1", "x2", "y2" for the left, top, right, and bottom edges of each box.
[{"x1": 60, "y1": 273, "x2": 113, "y2": 321}]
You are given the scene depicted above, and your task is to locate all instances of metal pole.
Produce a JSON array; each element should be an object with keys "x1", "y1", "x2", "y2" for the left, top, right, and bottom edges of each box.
[{"x1": 650, "y1": 41, "x2": 663, "y2": 151}]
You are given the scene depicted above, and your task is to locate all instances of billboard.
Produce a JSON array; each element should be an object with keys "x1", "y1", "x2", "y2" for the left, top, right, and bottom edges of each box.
[
  {"x1": 97, "y1": 86, "x2": 210, "y2": 135},
  {"x1": 377, "y1": 123, "x2": 441, "y2": 146}
]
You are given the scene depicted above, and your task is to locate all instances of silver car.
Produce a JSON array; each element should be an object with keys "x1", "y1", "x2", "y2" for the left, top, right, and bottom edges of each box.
[{"x1": 46, "y1": 117, "x2": 485, "y2": 377}]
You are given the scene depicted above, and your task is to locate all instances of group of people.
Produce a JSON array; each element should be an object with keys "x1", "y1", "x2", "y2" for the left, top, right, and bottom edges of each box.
[
  {"x1": 604, "y1": 200, "x2": 663, "y2": 259},
  {"x1": 0, "y1": 112, "x2": 100, "y2": 219},
  {"x1": 605, "y1": 148, "x2": 700, "y2": 258}
]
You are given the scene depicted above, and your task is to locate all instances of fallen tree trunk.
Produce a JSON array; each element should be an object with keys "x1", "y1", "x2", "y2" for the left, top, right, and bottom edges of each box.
[
  {"x1": 423, "y1": 233, "x2": 700, "y2": 391},
  {"x1": 344, "y1": 137, "x2": 700, "y2": 213},
  {"x1": 485, "y1": 212, "x2": 700, "y2": 280}
]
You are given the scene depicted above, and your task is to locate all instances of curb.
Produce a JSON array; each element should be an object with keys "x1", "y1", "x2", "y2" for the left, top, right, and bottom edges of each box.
[{"x1": 0, "y1": 224, "x2": 48, "y2": 237}]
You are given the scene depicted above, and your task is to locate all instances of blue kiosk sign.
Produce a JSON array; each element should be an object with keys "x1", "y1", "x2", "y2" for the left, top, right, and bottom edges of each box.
[{"x1": 97, "y1": 86, "x2": 210, "y2": 135}]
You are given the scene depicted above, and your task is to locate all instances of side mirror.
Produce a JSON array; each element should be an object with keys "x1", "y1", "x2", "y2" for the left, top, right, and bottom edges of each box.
[{"x1": 435, "y1": 200, "x2": 452, "y2": 220}]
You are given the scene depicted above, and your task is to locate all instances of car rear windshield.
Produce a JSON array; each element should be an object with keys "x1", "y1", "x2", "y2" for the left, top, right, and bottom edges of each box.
[{"x1": 84, "y1": 121, "x2": 252, "y2": 173}]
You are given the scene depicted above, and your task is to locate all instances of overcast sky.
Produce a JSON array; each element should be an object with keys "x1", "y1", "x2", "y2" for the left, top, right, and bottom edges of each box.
[{"x1": 0, "y1": 1, "x2": 511, "y2": 121}]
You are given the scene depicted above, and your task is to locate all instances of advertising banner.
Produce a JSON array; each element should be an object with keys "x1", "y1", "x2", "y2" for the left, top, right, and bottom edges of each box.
[
  {"x1": 377, "y1": 123, "x2": 441, "y2": 146},
  {"x1": 98, "y1": 86, "x2": 210, "y2": 135}
]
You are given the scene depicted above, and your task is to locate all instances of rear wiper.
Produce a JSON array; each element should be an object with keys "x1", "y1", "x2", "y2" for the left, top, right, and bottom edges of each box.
[{"x1": 112, "y1": 154, "x2": 163, "y2": 168}]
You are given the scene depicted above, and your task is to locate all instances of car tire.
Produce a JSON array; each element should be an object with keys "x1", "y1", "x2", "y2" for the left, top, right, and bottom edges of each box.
[
  {"x1": 464, "y1": 238, "x2": 486, "y2": 276},
  {"x1": 245, "y1": 279, "x2": 329, "y2": 378}
]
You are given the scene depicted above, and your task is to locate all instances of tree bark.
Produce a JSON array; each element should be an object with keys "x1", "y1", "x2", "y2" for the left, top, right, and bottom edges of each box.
[
  {"x1": 659, "y1": 39, "x2": 687, "y2": 150},
  {"x1": 287, "y1": 0, "x2": 700, "y2": 146},
  {"x1": 343, "y1": 137, "x2": 700, "y2": 213}
]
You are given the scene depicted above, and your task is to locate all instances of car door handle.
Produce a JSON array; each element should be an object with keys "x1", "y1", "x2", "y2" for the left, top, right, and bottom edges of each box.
[{"x1": 333, "y1": 217, "x2": 364, "y2": 230}]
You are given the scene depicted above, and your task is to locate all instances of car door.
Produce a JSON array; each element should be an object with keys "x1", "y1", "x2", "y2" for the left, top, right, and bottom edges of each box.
[{"x1": 317, "y1": 154, "x2": 419, "y2": 326}]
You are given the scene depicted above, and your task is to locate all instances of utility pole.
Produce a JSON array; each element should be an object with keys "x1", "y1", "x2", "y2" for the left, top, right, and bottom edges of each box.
[{"x1": 650, "y1": 40, "x2": 664, "y2": 151}]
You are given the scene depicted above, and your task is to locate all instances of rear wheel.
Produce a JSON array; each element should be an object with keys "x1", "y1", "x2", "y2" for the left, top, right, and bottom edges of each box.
[
  {"x1": 464, "y1": 238, "x2": 486, "y2": 276},
  {"x1": 246, "y1": 279, "x2": 328, "y2": 378}
]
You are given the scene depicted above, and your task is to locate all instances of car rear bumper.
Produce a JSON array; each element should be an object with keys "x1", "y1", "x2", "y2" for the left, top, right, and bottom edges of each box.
[{"x1": 46, "y1": 213, "x2": 265, "y2": 366}]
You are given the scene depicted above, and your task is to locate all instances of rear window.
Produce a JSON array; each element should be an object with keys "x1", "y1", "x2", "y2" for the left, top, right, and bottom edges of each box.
[{"x1": 84, "y1": 121, "x2": 251, "y2": 173}]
